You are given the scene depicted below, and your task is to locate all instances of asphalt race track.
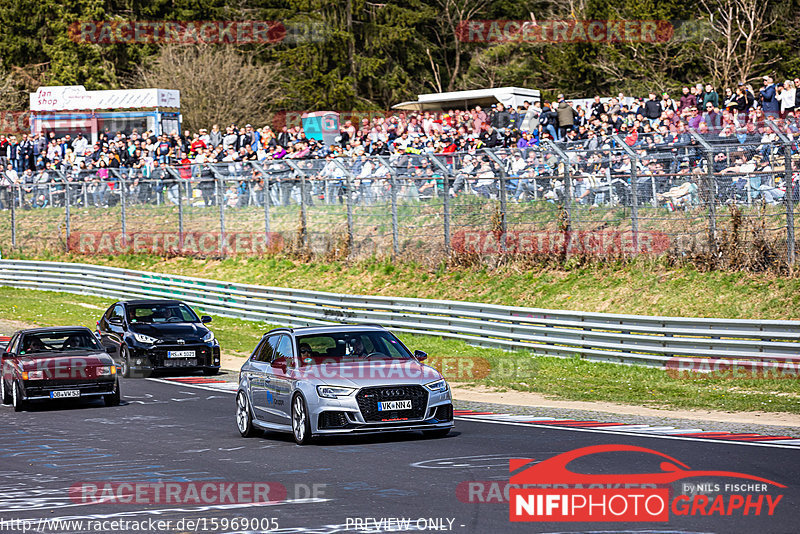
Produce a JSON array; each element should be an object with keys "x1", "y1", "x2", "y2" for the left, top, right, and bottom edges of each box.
[{"x1": 0, "y1": 375, "x2": 797, "y2": 534}]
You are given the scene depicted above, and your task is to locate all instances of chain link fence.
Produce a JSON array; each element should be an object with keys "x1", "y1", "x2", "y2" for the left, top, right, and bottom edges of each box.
[{"x1": 1, "y1": 126, "x2": 797, "y2": 270}]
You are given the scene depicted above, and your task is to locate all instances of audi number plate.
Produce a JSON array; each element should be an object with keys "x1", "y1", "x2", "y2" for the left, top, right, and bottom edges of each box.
[
  {"x1": 167, "y1": 350, "x2": 195, "y2": 359},
  {"x1": 377, "y1": 400, "x2": 412, "y2": 411},
  {"x1": 50, "y1": 390, "x2": 80, "y2": 399}
]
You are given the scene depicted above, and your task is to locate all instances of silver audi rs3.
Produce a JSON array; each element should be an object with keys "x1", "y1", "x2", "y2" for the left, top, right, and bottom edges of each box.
[{"x1": 236, "y1": 325, "x2": 454, "y2": 444}]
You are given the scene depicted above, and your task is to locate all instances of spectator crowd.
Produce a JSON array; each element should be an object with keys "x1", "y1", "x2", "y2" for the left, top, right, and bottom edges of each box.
[{"x1": 1, "y1": 75, "x2": 798, "y2": 212}]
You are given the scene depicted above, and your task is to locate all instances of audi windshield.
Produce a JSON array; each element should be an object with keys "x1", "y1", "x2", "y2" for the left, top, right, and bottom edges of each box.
[{"x1": 295, "y1": 331, "x2": 414, "y2": 362}]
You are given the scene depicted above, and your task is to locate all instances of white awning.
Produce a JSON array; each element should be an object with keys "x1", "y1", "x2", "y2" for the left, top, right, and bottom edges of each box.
[
  {"x1": 392, "y1": 87, "x2": 540, "y2": 111},
  {"x1": 30, "y1": 86, "x2": 180, "y2": 111}
]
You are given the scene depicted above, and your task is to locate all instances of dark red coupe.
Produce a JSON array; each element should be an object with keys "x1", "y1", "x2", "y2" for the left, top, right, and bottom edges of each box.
[{"x1": 1, "y1": 327, "x2": 120, "y2": 411}]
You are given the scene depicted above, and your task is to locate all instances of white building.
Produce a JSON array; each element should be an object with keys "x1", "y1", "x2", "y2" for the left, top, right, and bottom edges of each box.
[{"x1": 30, "y1": 85, "x2": 181, "y2": 142}]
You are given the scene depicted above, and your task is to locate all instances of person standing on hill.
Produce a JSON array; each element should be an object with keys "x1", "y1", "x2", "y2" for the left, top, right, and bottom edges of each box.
[
  {"x1": 702, "y1": 84, "x2": 719, "y2": 110},
  {"x1": 776, "y1": 80, "x2": 796, "y2": 118},
  {"x1": 678, "y1": 87, "x2": 696, "y2": 113},
  {"x1": 556, "y1": 95, "x2": 575, "y2": 140},
  {"x1": 0, "y1": 163, "x2": 18, "y2": 210},
  {"x1": 760, "y1": 76, "x2": 780, "y2": 118},
  {"x1": 208, "y1": 124, "x2": 222, "y2": 148},
  {"x1": 540, "y1": 103, "x2": 558, "y2": 140},
  {"x1": 644, "y1": 93, "x2": 663, "y2": 127}
]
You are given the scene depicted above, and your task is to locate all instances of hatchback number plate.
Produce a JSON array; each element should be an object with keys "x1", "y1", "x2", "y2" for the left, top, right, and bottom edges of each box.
[
  {"x1": 51, "y1": 390, "x2": 80, "y2": 399},
  {"x1": 167, "y1": 350, "x2": 195, "y2": 359},
  {"x1": 378, "y1": 400, "x2": 412, "y2": 411}
]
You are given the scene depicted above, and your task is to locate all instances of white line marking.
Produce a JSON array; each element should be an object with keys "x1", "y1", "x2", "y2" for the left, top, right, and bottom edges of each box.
[
  {"x1": 147, "y1": 378, "x2": 238, "y2": 394},
  {"x1": 471, "y1": 414, "x2": 555, "y2": 422},
  {"x1": 455, "y1": 415, "x2": 800, "y2": 449},
  {"x1": 584, "y1": 425, "x2": 652, "y2": 432},
  {"x1": 599, "y1": 426, "x2": 682, "y2": 433}
]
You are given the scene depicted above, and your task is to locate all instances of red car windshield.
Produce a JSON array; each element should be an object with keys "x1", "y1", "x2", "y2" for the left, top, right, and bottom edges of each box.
[{"x1": 21, "y1": 331, "x2": 101, "y2": 355}]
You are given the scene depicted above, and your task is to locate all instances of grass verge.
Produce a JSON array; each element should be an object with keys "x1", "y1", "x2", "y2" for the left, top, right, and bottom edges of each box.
[{"x1": 1, "y1": 286, "x2": 797, "y2": 414}]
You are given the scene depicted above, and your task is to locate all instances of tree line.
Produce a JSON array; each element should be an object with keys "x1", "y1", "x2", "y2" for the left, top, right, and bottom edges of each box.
[{"x1": 0, "y1": 0, "x2": 798, "y2": 130}]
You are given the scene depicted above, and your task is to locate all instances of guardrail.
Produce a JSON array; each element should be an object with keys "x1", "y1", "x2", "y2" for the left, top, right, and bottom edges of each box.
[{"x1": 1, "y1": 259, "x2": 797, "y2": 369}]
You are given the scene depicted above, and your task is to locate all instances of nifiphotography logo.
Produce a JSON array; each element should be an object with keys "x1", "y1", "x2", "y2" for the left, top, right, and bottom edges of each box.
[{"x1": 509, "y1": 444, "x2": 785, "y2": 522}]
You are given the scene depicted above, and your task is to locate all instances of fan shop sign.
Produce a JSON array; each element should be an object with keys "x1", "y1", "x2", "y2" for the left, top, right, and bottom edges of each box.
[
  {"x1": 68, "y1": 232, "x2": 284, "y2": 256},
  {"x1": 452, "y1": 230, "x2": 669, "y2": 255}
]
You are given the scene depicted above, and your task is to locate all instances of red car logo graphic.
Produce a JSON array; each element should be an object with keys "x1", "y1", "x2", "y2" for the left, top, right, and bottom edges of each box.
[
  {"x1": 508, "y1": 445, "x2": 785, "y2": 522},
  {"x1": 510, "y1": 444, "x2": 785, "y2": 487}
]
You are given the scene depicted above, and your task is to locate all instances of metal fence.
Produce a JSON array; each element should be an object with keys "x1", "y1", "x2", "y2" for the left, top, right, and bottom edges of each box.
[
  {"x1": 1, "y1": 125, "x2": 798, "y2": 267},
  {"x1": 0, "y1": 259, "x2": 798, "y2": 370}
]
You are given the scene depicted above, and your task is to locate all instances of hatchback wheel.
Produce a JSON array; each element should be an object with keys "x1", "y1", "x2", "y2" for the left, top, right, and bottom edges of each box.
[
  {"x1": 291, "y1": 394, "x2": 312, "y2": 445},
  {"x1": 236, "y1": 391, "x2": 257, "y2": 437},
  {"x1": 120, "y1": 346, "x2": 131, "y2": 378}
]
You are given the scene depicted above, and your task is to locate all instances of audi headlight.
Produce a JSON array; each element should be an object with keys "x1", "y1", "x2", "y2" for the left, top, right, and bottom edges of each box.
[
  {"x1": 317, "y1": 385, "x2": 356, "y2": 399},
  {"x1": 425, "y1": 379, "x2": 449, "y2": 393},
  {"x1": 202, "y1": 330, "x2": 215, "y2": 343},
  {"x1": 132, "y1": 332, "x2": 158, "y2": 344},
  {"x1": 96, "y1": 366, "x2": 116, "y2": 377}
]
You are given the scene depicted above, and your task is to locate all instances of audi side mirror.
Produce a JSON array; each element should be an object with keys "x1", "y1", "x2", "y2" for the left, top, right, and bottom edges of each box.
[
  {"x1": 201, "y1": 316, "x2": 212, "y2": 324},
  {"x1": 414, "y1": 350, "x2": 428, "y2": 361},
  {"x1": 271, "y1": 357, "x2": 287, "y2": 373}
]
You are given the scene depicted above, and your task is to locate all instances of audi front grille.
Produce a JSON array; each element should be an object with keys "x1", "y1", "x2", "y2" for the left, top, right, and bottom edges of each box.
[{"x1": 355, "y1": 385, "x2": 428, "y2": 422}]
